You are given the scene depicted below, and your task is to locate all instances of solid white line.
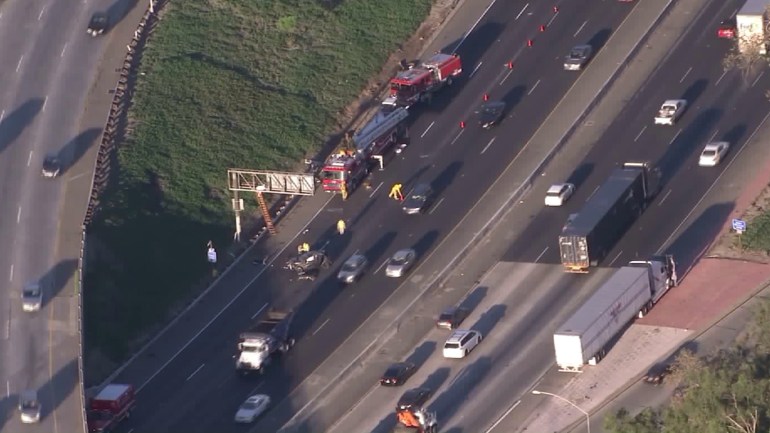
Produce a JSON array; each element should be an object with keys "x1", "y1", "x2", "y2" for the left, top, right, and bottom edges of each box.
[
  {"x1": 634, "y1": 125, "x2": 647, "y2": 142},
  {"x1": 453, "y1": 0, "x2": 500, "y2": 52},
  {"x1": 421, "y1": 121, "x2": 435, "y2": 138},
  {"x1": 679, "y1": 66, "x2": 692, "y2": 83},
  {"x1": 250, "y1": 302, "x2": 269, "y2": 319},
  {"x1": 326, "y1": 385, "x2": 378, "y2": 432},
  {"x1": 535, "y1": 247, "x2": 548, "y2": 263},
  {"x1": 731, "y1": 7, "x2": 739, "y2": 17},
  {"x1": 38, "y1": 7, "x2": 44, "y2": 20},
  {"x1": 42, "y1": 96, "x2": 47, "y2": 112},
  {"x1": 752, "y1": 71, "x2": 765, "y2": 87},
  {"x1": 8, "y1": 265, "x2": 13, "y2": 282},
  {"x1": 547, "y1": 11, "x2": 559, "y2": 27},
  {"x1": 0, "y1": 110, "x2": 4, "y2": 122},
  {"x1": 707, "y1": 129, "x2": 719, "y2": 143},
  {"x1": 609, "y1": 251, "x2": 623, "y2": 266},
  {"x1": 16, "y1": 207, "x2": 21, "y2": 223},
  {"x1": 27, "y1": 151, "x2": 33, "y2": 167},
  {"x1": 67, "y1": 172, "x2": 88, "y2": 182},
  {"x1": 574, "y1": 21, "x2": 588, "y2": 38},
  {"x1": 470, "y1": 62, "x2": 483, "y2": 78},
  {"x1": 369, "y1": 181, "x2": 383, "y2": 198},
  {"x1": 16, "y1": 55, "x2": 23, "y2": 72},
  {"x1": 485, "y1": 400, "x2": 522, "y2": 433},
  {"x1": 669, "y1": 129, "x2": 682, "y2": 145},
  {"x1": 481, "y1": 137, "x2": 496, "y2": 154},
  {"x1": 428, "y1": 197, "x2": 444, "y2": 215},
  {"x1": 185, "y1": 364, "x2": 205, "y2": 381},
  {"x1": 60, "y1": 43, "x2": 67, "y2": 57},
  {"x1": 312, "y1": 318, "x2": 330, "y2": 336},
  {"x1": 6, "y1": 381, "x2": 9, "y2": 397},
  {"x1": 515, "y1": 3, "x2": 529, "y2": 20},
  {"x1": 586, "y1": 185, "x2": 600, "y2": 202},
  {"x1": 375, "y1": 259, "x2": 389, "y2": 275},
  {"x1": 450, "y1": 129, "x2": 464, "y2": 145},
  {"x1": 500, "y1": 69, "x2": 514, "y2": 85},
  {"x1": 527, "y1": 79, "x2": 541, "y2": 95},
  {"x1": 715, "y1": 70, "x2": 727, "y2": 86},
  {"x1": 657, "y1": 189, "x2": 672, "y2": 206}
]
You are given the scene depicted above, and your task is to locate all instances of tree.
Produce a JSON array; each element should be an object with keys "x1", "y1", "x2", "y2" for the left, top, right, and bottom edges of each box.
[{"x1": 722, "y1": 32, "x2": 767, "y2": 84}]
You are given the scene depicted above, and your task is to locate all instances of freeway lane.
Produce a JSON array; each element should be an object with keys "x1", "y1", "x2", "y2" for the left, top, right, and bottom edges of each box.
[
  {"x1": 113, "y1": 1, "x2": 634, "y2": 432},
  {"x1": 0, "y1": 0, "x2": 124, "y2": 431}
]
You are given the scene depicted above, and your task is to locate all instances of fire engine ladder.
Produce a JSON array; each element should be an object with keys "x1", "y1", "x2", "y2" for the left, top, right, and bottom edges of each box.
[
  {"x1": 353, "y1": 107, "x2": 409, "y2": 151},
  {"x1": 256, "y1": 191, "x2": 276, "y2": 235}
]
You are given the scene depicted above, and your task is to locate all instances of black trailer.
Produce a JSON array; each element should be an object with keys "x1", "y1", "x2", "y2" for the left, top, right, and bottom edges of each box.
[{"x1": 559, "y1": 162, "x2": 659, "y2": 273}]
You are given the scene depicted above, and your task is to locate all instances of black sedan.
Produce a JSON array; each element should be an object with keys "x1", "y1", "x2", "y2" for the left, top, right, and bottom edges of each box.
[
  {"x1": 87, "y1": 12, "x2": 109, "y2": 37},
  {"x1": 380, "y1": 362, "x2": 417, "y2": 386},
  {"x1": 436, "y1": 306, "x2": 470, "y2": 330},
  {"x1": 402, "y1": 183, "x2": 434, "y2": 215},
  {"x1": 396, "y1": 387, "x2": 432, "y2": 411},
  {"x1": 41, "y1": 155, "x2": 61, "y2": 178},
  {"x1": 477, "y1": 101, "x2": 506, "y2": 129}
]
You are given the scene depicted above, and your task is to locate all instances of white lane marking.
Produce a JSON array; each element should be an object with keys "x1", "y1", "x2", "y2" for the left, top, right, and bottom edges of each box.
[
  {"x1": 312, "y1": 318, "x2": 330, "y2": 336},
  {"x1": 515, "y1": 3, "x2": 529, "y2": 20},
  {"x1": 38, "y1": 7, "x2": 45, "y2": 20},
  {"x1": 707, "y1": 129, "x2": 719, "y2": 143},
  {"x1": 0, "y1": 110, "x2": 4, "y2": 122},
  {"x1": 527, "y1": 79, "x2": 540, "y2": 95},
  {"x1": 428, "y1": 197, "x2": 444, "y2": 215},
  {"x1": 609, "y1": 251, "x2": 623, "y2": 266},
  {"x1": 27, "y1": 151, "x2": 33, "y2": 167},
  {"x1": 4, "y1": 315, "x2": 8, "y2": 340},
  {"x1": 250, "y1": 302, "x2": 268, "y2": 319},
  {"x1": 752, "y1": 70, "x2": 765, "y2": 87},
  {"x1": 574, "y1": 21, "x2": 588, "y2": 38},
  {"x1": 452, "y1": 0, "x2": 500, "y2": 52},
  {"x1": 450, "y1": 129, "x2": 464, "y2": 145},
  {"x1": 481, "y1": 137, "x2": 496, "y2": 154},
  {"x1": 16, "y1": 55, "x2": 23, "y2": 72},
  {"x1": 67, "y1": 172, "x2": 88, "y2": 182},
  {"x1": 326, "y1": 385, "x2": 379, "y2": 432},
  {"x1": 730, "y1": 7, "x2": 738, "y2": 17},
  {"x1": 500, "y1": 68, "x2": 514, "y2": 85},
  {"x1": 185, "y1": 364, "x2": 205, "y2": 381},
  {"x1": 5, "y1": 381, "x2": 9, "y2": 397},
  {"x1": 669, "y1": 128, "x2": 682, "y2": 145},
  {"x1": 8, "y1": 265, "x2": 13, "y2": 282},
  {"x1": 375, "y1": 259, "x2": 389, "y2": 275},
  {"x1": 470, "y1": 62, "x2": 483, "y2": 78},
  {"x1": 16, "y1": 207, "x2": 21, "y2": 223},
  {"x1": 135, "y1": 194, "x2": 335, "y2": 393},
  {"x1": 547, "y1": 10, "x2": 559, "y2": 27},
  {"x1": 715, "y1": 70, "x2": 727, "y2": 86},
  {"x1": 60, "y1": 43, "x2": 67, "y2": 57},
  {"x1": 535, "y1": 247, "x2": 548, "y2": 263},
  {"x1": 485, "y1": 400, "x2": 521, "y2": 433},
  {"x1": 586, "y1": 185, "x2": 600, "y2": 202},
  {"x1": 42, "y1": 96, "x2": 47, "y2": 112},
  {"x1": 369, "y1": 181, "x2": 383, "y2": 198},
  {"x1": 634, "y1": 125, "x2": 647, "y2": 142},
  {"x1": 421, "y1": 121, "x2": 435, "y2": 138},
  {"x1": 657, "y1": 189, "x2": 672, "y2": 206},
  {"x1": 679, "y1": 66, "x2": 692, "y2": 83}
]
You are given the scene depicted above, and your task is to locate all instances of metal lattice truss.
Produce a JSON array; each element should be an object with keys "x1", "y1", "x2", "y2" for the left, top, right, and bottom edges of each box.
[{"x1": 227, "y1": 169, "x2": 316, "y2": 196}]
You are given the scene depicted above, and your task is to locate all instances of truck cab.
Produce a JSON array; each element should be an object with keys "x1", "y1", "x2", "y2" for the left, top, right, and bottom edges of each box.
[{"x1": 87, "y1": 384, "x2": 135, "y2": 433}]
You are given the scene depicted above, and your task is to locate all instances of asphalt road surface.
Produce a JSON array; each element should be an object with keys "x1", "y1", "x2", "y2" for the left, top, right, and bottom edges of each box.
[
  {"x1": 0, "y1": 0, "x2": 138, "y2": 432},
  {"x1": 109, "y1": 1, "x2": 635, "y2": 432}
]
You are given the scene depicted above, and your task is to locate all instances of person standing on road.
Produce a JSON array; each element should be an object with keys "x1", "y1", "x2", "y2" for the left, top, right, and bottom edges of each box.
[{"x1": 337, "y1": 219, "x2": 347, "y2": 235}]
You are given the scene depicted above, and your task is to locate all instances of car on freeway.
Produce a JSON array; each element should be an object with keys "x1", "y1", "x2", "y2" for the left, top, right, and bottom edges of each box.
[
  {"x1": 562, "y1": 213, "x2": 579, "y2": 232},
  {"x1": 234, "y1": 394, "x2": 271, "y2": 423},
  {"x1": 717, "y1": 18, "x2": 736, "y2": 39},
  {"x1": 436, "y1": 306, "x2": 470, "y2": 330},
  {"x1": 385, "y1": 248, "x2": 417, "y2": 278},
  {"x1": 19, "y1": 390, "x2": 41, "y2": 424},
  {"x1": 41, "y1": 154, "x2": 61, "y2": 178},
  {"x1": 563, "y1": 44, "x2": 593, "y2": 71},
  {"x1": 476, "y1": 101, "x2": 506, "y2": 129},
  {"x1": 21, "y1": 281, "x2": 42, "y2": 312},
  {"x1": 698, "y1": 141, "x2": 730, "y2": 167},
  {"x1": 442, "y1": 329, "x2": 482, "y2": 359},
  {"x1": 654, "y1": 99, "x2": 687, "y2": 126},
  {"x1": 87, "y1": 12, "x2": 109, "y2": 36},
  {"x1": 337, "y1": 253, "x2": 367, "y2": 283},
  {"x1": 643, "y1": 363, "x2": 673, "y2": 385},
  {"x1": 396, "y1": 387, "x2": 432, "y2": 411},
  {"x1": 380, "y1": 362, "x2": 417, "y2": 386},
  {"x1": 544, "y1": 183, "x2": 575, "y2": 207},
  {"x1": 402, "y1": 183, "x2": 434, "y2": 215}
]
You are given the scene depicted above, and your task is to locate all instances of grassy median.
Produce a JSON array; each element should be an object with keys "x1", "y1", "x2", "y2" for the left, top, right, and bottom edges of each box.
[{"x1": 83, "y1": 0, "x2": 432, "y2": 371}]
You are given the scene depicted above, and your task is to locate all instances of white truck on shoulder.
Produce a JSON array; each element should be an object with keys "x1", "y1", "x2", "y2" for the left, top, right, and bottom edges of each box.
[
  {"x1": 736, "y1": 0, "x2": 769, "y2": 55},
  {"x1": 553, "y1": 256, "x2": 677, "y2": 372},
  {"x1": 654, "y1": 100, "x2": 687, "y2": 125},
  {"x1": 235, "y1": 309, "x2": 295, "y2": 375}
]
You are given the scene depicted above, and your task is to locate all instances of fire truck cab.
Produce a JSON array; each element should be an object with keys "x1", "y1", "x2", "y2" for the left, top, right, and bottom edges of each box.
[
  {"x1": 320, "y1": 151, "x2": 368, "y2": 193},
  {"x1": 386, "y1": 53, "x2": 462, "y2": 108}
]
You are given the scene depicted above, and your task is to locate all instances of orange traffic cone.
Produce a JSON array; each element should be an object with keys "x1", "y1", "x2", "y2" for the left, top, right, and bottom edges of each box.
[{"x1": 527, "y1": 39, "x2": 533, "y2": 47}]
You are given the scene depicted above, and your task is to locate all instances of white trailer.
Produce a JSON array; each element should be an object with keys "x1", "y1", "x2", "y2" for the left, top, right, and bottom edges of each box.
[
  {"x1": 736, "y1": 0, "x2": 768, "y2": 55},
  {"x1": 553, "y1": 256, "x2": 676, "y2": 372}
]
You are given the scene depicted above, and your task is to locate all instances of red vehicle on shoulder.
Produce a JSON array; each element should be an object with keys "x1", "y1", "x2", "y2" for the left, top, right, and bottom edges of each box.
[
  {"x1": 383, "y1": 53, "x2": 462, "y2": 109},
  {"x1": 87, "y1": 384, "x2": 136, "y2": 433},
  {"x1": 717, "y1": 18, "x2": 736, "y2": 39}
]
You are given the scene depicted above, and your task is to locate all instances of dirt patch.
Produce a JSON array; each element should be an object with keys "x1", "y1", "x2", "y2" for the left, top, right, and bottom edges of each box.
[{"x1": 707, "y1": 184, "x2": 770, "y2": 264}]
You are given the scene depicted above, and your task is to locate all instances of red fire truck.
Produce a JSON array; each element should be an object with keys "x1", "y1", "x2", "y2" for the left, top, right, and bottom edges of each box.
[
  {"x1": 383, "y1": 53, "x2": 462, "y2": 109},
  {"x1": 321, "y1": 107, "x2": 409, "y2": 194}
]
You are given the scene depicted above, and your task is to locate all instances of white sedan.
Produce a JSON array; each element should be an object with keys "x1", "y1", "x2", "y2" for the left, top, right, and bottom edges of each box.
[
  {"x1": 698, "y1": 141, "x2": 730, "y2": 167},
  {"x1": 234, "y1": 394, "x2": 271, "y2": 423},
  {"x1": 544, "y1": 183, "x2": 575, "y2": 207}
]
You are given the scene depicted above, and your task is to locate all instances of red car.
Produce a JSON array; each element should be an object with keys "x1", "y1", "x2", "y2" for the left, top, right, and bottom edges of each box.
[{"x1": 718, "y1": 18, "x2": 736, "y2": 39}]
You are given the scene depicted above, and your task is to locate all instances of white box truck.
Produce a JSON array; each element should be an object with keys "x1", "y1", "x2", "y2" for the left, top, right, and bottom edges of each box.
[
  {"x1": 553, "y1": 256, "x2": 677, "y2": 372},
  {"x1": 736, "y1": 0, "x2": 768, "y2": 55}
]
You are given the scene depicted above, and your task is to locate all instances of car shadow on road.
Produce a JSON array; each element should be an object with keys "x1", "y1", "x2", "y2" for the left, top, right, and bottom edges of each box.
[
  {"x1": 458, "y1": 285, "x2": 487, "y2": 314},
  {"x1": 470, "y1": 304, "x2": 506, "y2": 336},
  {"x1": 106, "y1": 0, "x2": 139, "y2": 26},
  {"x1": 502, "y1": 85, "x2": 527, "y2": 113},
  {"x1": 432, "y1": 160, "x2": 463, "y2": 198},
  {"x1": 0, "y1": 98, "x2": 44, "y2": 154},
  {"x1": 42, "y1": 259, "x2": 79, "y2": 308},
  {"x1": 586, "y1": 28, "x2": 613, "y2": 53},
  {"x1": 39, "y1": 358, "x2": 78, "y2": 423},
  {"x1": 565, "y1": 162, "x2": 594, "y2": 190},
  {"x1": 413, "y1": 230, "x2": 440, "y2": 258},
  {"x1": 418, "y1": 366, "x2": 451, "y2": 395},
  {"x1": 0, "y1": 394, "x2": 10, "y2": 432},
  {"x1": 428, "y1": 356, "x2": 492, "y2": 417},
  {"x1": 363, "y1": 231, "x2": 398, "y2": 268},
  {"x1": 665, "y1": 202, "x2": 735, "y2": 273},
  {"x1": 406, "y1": 341, "x2": 438, "y2": 369},
  {"x1": 55, "y1": 128, "x2": 101, "y2": 176}
]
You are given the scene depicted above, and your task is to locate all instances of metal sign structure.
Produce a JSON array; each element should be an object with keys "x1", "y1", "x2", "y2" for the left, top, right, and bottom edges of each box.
[
  {"x1": 732, "y1": 218, "x2": 747, "y2": 234},
  {"x1": 227, "y1": 169, "x2": 317, "y2": 240}
]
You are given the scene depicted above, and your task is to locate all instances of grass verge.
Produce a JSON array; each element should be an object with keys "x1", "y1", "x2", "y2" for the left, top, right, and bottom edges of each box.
[{"x1": 83, "y1": 0, "x2": 432, "y2": 375}]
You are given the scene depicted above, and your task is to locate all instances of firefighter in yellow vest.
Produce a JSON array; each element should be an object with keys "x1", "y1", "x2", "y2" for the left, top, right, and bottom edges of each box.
[{"x1": 389, "y1": 183, "x2": 404, "y2": 201}]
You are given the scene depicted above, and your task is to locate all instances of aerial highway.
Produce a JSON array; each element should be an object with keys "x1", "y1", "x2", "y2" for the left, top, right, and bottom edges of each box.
[
  {"x1": 106, "y1": 0, "x2": 637, "y2": 432},
  {"x1": 0, "y1": 0, "x2": 143, "y2": 432},
  {"x1": 314, "y1": 0, "x2": 766, "y2": 431}
]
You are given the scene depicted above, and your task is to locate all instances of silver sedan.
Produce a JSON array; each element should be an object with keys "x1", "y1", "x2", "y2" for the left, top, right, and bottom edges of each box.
[
  {"x1": 385, "y1": 249, "x2": 417, "y2": 278},
  {"x1": 337, "y1": 253, "x2": 368, "y2": 283}
]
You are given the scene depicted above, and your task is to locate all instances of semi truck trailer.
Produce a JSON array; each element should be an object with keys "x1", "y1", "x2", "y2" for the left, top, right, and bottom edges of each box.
[
  {"x1": 736, "y1": 0, "x2": 768, "y2": 55},
  {"x1": 553, "y1": 256, "x2": 677, "y2": 372}
]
